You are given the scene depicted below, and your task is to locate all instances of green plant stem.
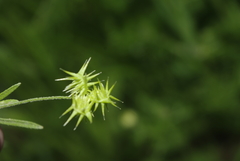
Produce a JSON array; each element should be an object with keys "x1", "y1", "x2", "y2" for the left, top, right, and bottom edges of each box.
[{"x1": 0, "y1": 96, "x2": 71, "y2": 109}]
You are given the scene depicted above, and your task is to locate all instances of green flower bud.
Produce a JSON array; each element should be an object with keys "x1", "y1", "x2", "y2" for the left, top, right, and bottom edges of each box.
[
  {"x1": 56, "y1": 58, "x2": 101, "y2": 96},
  {"x1": 91, "y1": 80, "x2": 121, "y2": 119},
  {"x1": 57, "y1": 58, "x2": 122, "y2": 129},
  {"x1": 61, "y1": 95, "x2": 94, "y2": 130}
]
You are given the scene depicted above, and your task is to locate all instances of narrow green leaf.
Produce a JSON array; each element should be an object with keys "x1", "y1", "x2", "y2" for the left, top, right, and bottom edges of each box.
[
  {"x1": 0, "y1": 99, "x2": 19, "y2": 106},
  {"x1": 0, "y1": 83, "x2": 21, "y2": 101},
  {"x1": 0, "y1": 118, "x2": 43, "y2": 129}
]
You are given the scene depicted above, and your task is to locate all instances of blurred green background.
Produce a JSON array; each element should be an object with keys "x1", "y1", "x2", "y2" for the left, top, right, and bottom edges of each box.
[{"x1": 1, "y1": 0, "x2": 240, "y2": 160}]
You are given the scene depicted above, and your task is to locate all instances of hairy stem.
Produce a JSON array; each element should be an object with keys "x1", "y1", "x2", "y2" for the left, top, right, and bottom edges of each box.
[{"x1": 0, "y1": 96, "x2": 71, "y2": 109}]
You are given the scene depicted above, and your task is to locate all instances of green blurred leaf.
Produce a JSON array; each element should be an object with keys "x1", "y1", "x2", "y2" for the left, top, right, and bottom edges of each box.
[
  {"x1": 0, "y1": 118, "x2": 43, "y2": 129},
  {"x1": 0, "y1": 99, "x2": 19, "y2": 106},
  {"x1": 0, "y1": 83, "x2": 21, "y2": 101}
]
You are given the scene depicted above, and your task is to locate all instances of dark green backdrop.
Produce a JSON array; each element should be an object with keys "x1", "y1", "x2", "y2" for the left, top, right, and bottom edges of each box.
[{"x1": 1, "y1": 0, "x2": 240, "y2": 161}]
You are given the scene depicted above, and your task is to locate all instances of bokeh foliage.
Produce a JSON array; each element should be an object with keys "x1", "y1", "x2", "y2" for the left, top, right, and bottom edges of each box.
[{"x1": 1, "y1": 0, "x2": 240, "y2": 160}]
